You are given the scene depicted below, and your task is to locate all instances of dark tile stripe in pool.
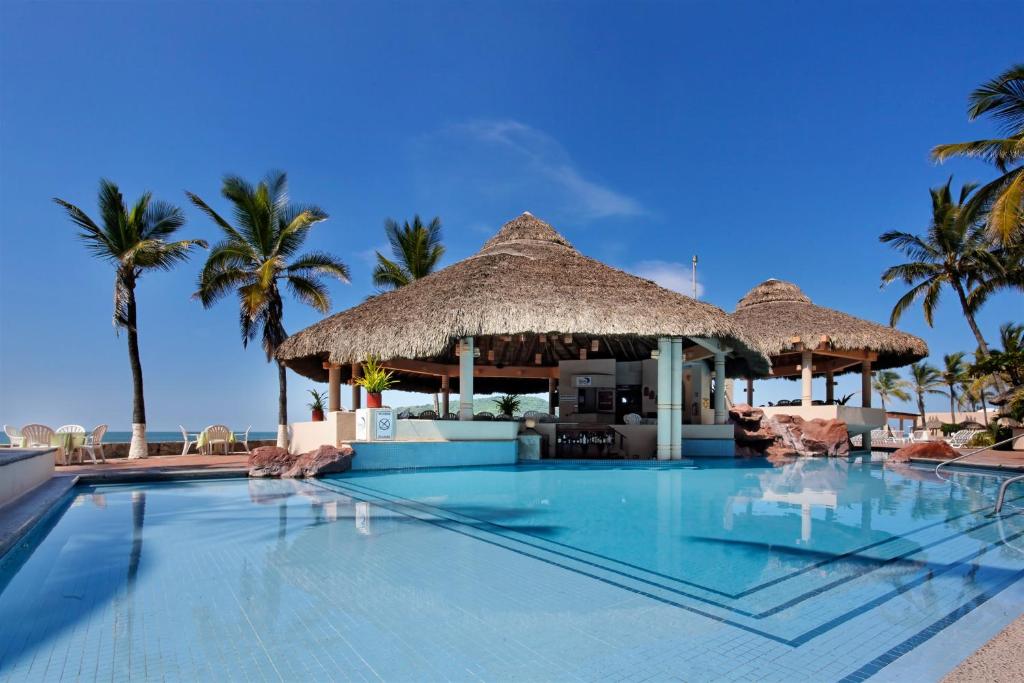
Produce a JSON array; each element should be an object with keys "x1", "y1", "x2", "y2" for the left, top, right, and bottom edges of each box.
[
  {"x1": 319, "y1": 479, "x2": 1024, "y2": 650},
  {"x1": 334, "y1": 476, "x2": 1024, "y2": 614}
]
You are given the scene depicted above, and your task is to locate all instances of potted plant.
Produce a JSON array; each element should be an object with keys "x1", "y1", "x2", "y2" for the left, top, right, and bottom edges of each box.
[
  {"x1": 493, "y1": 394, "x2": 522, "y2": 417},
  {"x1": 307, "y1": 389, "x2": 327, "y2": 421},
  {"x1": 355, "y1": 355, "x2": 399, "y2": 408}
]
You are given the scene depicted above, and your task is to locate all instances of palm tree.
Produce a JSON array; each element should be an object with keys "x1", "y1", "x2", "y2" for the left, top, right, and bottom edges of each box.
[
  {"x1": 54, "y1": 181, "x2": 206, "y2": 458},
  {"x1": 372, "y1": 215, "x2": 445, "y2": 290},
  {"x1": 908, "y1": 362, "x2": 947, "y2": 428},
  {"x1": 880, "y1": 178, "x2": 993, "y2": 354},
  {"x1": 872, "y1": 370, "x2": 911, "y2": 413},
  {"x1": 932, "y1": 64, "x2": 1024, "y2": 244},
  {"x1": 959, "y1": 375, "x2": 994, "y2": 426},
  {"x1": 372, "y1": 215, "x2": 444, "y2": 411},
  {"x1": 942, "y1": 352, "x2": 967, "y2": 424},
  {"x1": 188, "y1": 171, "x2": 349, "y2": 448}
]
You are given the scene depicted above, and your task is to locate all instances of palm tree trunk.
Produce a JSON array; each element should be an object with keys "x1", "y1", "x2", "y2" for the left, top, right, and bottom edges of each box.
[
  {"x1": 124, "y1": 275, "x2": 148, "y2": 459},
  {"x1": 917, "y1": 394, "x2": 926, "y2": 429},
  {"x1": 949, "y1": 389, "x2": 957, "y2": 425},
  {"x1": 950, "y1": 277, "x2": 990, "y2": 355},
  {"x1": 276, "y1": 360, "x2": 288, "y2": 449}
]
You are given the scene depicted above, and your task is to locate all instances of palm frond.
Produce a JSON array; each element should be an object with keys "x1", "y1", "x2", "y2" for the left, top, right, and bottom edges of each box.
[
  {"x1": 286, "y1": 275, "x2": 331, "y2": 313},
  {"x1": 53, "y1": 197, "x2": 117, "y2": 260},
  {"x1": 965, "y1": 63, "x2": 1024, "y2": 134},
  {"x1": 275, "y1": 205, "x2": 329, "y2": 258},
  {"x1": 931, "y1": 136, "x2": 1024, "y2": 168},
  {"x1": 373, "y1": 253, "x2": 411, "y2": 290},
  {"x1": 195, "y1": 265, "x2": 253, "y2": 308},
  {"x1": 285, "y1": 251, "x2": 350, "y2": 281},
  {"x1": 878, "y1": 231, "x2": 938, "y2": 261},
  {"x1": 186, "y1": 191, "x2": 249, "y2": 245}
]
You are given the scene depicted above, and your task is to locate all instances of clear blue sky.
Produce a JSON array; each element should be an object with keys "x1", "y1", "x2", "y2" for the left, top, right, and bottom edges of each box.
[{"x1": 1, "y1": 1, "x2": 1020, "y2": 430}]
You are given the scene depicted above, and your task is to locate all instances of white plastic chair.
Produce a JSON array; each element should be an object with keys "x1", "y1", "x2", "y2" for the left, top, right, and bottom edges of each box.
[
  {"x1": 179, "y1": 425, "x2": 198, "y2": 456},
  {"x1": 202, "y1": 424, "x2": 232, "y2": 455},
  {"x1": 235, "y1": 425, "x2": 252, "y2": 453},
  {"x1": 3, "y1": 425, "x2": 24, "y2": 447},
  {"x1": 75, "y1": 424, "x2": 107, "y2": 464},
  {"x1": 623, "y1": 413, "x2": 643, "y2": 425},
  {"x1": 21, "y1": 424, "x2": 55, "y2": 447}
]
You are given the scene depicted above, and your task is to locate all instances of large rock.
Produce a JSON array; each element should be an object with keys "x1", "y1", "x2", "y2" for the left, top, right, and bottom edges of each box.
[
  {"x1": 889, "y1": 440, "x2": 957, "y2": 464},
  {"x1": 282, "y1": 445, "x2": 355, "y2": 478},
  {"x1": 766, "y1": 414, "x2": 850, "y2": 457},
  {"x1": 730, "y1": 404, "x2": 777, "y2": 456},
  {"x1": 248, "y1": 446, "x2": 293, "y2": 477}
]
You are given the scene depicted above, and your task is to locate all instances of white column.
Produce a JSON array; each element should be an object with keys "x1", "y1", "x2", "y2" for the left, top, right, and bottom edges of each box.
[
  {"x1": 670, "y1": 338, "x2": 683, "y2": 459},
  {"x1": 656, "y1": 337, "x2": 672, "y2": 460},
  {"x1": 459, "y1": 337, "x2": 475, "y2": 421},
  {"x1": 328, "y1": 364, "x2": 342, "y2": 412},
  {"x1": 714, "y1": 352, "x2": 727, "y2": 424},
  {"x1": 861, "y1": 359, "x2": 872, "y2": 452},
  {"x1": 801, "y1": 350, "x2": 813, "y2": 407}
]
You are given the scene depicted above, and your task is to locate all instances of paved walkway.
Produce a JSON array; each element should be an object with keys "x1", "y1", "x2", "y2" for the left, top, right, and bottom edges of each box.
[
  {"x1": 59, "y1": 454, "x2": 250, "y2": 480},
  {"x1": 910, "y1": 447, "x2": 1024, "y2": 471}
]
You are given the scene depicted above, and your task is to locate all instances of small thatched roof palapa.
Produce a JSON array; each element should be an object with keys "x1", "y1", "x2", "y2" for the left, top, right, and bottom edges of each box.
[
  {"x1": 278, "y1": 212, "x2": 769, "y2": 386},
  {"x1": 731, "y1": 279, "x2": 928, "y2": 373}
]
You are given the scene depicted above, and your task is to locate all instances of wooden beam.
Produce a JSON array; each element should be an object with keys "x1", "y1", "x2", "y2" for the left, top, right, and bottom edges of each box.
[
  {"x1": 812, "y1": 346, "x2": 879, "y2": 362},
  {"x1": 381, "y1": 358, "x2": 557, "y2": 378}
]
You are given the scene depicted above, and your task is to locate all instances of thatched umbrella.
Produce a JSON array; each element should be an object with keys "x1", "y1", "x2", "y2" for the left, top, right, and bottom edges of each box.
[
  {"x1": 278, "y1": 212, "x2": 768, "y2": 392},
  {"x1": 732, "y1": 279, "x2": 927, "y2": 378}
]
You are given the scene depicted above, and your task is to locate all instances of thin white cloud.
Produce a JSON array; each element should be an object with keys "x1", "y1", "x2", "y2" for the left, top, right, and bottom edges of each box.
[
  {"x1": 412, "y1": 120, "x2": 644, "y2": 221},
  {"x1": 629, "y1": 260, "x2": 705, "y2": 298}
]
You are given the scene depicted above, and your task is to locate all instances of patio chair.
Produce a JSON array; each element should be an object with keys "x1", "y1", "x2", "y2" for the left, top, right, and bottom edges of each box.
[
  {"x1": 909, "y1": 430, "x2": 931, "y2": 443},
  {"x1": 418, "y1": 410, "x2": 438, "y2": 420},
  {"x1": 202, "y1": 424, "x2": 232, "y2": 455},
  {"x1": 179, "y1": 425, "x2": 198, "y2": 456},
  {"x1": 76, "y1": 424, "x2": 107, "y2": 464},
  {"x1": 397, "y1": 410, "x2": 412, "y2": 419},
  {"x1": 943, "y1": 429, "x2": 970, "y2": 448},
  {"x1": 3, "y1": 424, "x2": 24, "y2": 447},
  {"x1": 474, "y1": 412, "x2": 494, "y2": 421},
  {"x1": 21, "y1": 424, "x2": 54, "y2": 447},
  {"x1": 495, "y1": 414, "x2": 512, "y2": 421},
  {"x1": 235, "y1": 425, "x2": 252, "y2": 453},
  {"x1": 623, "y1": 413, "x2": 643, "y2": 425},
  {"x1": 445, "y1": 412, "x2": 458, "y2": 420}
]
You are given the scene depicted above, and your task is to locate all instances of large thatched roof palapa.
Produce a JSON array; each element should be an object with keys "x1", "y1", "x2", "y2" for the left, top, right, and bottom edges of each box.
[
  {"x1": 731, "y1": 279, "x2": 928, "y2": 373},
  {"x1": 278, "y1": 212, "x2": 769, "y2": 386}
]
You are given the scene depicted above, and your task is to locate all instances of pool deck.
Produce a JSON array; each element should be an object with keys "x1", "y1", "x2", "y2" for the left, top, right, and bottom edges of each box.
[
  {"x1": 910, "y1": 447, "x2": 1024, "y2": 471},
  {"x1": 58, "y1": 453, "x2": 251, "y2": 481}
]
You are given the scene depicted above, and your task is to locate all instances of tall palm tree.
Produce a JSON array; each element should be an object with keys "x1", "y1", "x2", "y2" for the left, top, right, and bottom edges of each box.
[
  {"x1": 872, "y1": 370, "x2": 912, "y2": 413},
  {"x1": 908, "y1": 362, "x2": 947, "y2": 428},
  {"x1": 372, "y1": 215, "x2": 445, "y2": 290},
  {"x1": 880, "y1": 178, "x2": 993, "y2": 354},
  {"x1": 942, "y1": 352, "x2": 967, "y2": 424},
  {"x1": 54, "y1": 181, "x2": 206, "y2": 458},
  {"x1": 372, "y1": 215, "x2": 445, "y2": 410},
  {"x1": 188, "y1": 171, "x2": 349, "y2": 447},
  {"x1": 932, "y1": 64, "x2": 1024, "y2": 244}
]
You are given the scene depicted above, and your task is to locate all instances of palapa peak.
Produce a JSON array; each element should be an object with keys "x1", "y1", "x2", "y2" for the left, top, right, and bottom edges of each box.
[
  {"x1": 481, "y1": 212, "x2": 575, "y2": 252},
  {"x1": 737, "y1": 279, "x2": 812, "y2": 309}
]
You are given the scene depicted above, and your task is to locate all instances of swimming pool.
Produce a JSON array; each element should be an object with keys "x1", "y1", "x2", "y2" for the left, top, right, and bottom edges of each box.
[{"x1": 1, "y1": 459, "x2": 1022, "y2": 681}]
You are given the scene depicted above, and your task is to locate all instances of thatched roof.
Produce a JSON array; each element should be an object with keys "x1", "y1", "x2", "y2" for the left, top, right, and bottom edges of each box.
[
  {"x1": 731, "y1": 279, "x2": 928, "y2": 373},
  {"x1": 278, "y1": 212, "x2": 769, "y2": 387}
]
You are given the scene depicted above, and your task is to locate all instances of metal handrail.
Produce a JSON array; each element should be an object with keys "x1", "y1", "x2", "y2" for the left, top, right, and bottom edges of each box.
[
  {"x1": 994, "y1": 474, "x2": 1024, "y2": 514},
  {"x1": 933, "y1": 433, "x2": 1020, "y2": 476}
]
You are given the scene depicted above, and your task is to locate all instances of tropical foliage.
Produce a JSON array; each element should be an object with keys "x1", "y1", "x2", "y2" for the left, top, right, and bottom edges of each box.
[
  {"x1": 189, "y1": 171, "x2": 349, "y2": 445},
  {"x1": 493, "y1": 394, "x2": 523, "y2": 416},
  {"x1": 872, "y1": 370, "x2": 911, "y2": 412},
  {"x1": 355, "y1": 355, "x2": 399, "y2": 394},
  {"x1": 907, "y1": 362, "x2": 946, "y2": 427},
  {"x1": 932, "y1": 63, "x2": 1024, "y2": 244},
  {"x1": 307, "y1": 389, "x2": 327, "y2": 411},
  {"x1": 941, "y1": 352, "x2": 967, "y2": 423},
  {"x1": 373, "y1": 215, "x2": 445, "y2": 290},
  {"x1": 879, "y1": 179, "x2": 996, "y2": 353},
  {"x1": 55, "y1": 181, "x2": 206, "y2": 458}
]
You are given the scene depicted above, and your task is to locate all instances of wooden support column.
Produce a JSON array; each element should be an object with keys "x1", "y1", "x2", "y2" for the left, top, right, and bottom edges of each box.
[
  {"x1": 861, "y1": 359, "x2": 872, "y2": 452},
  {"x1": 351, "y1": 362, "x2": 362, "y2": 411},
  {"x1": 825, "y1": 370, "x2": 834, "y2": 404},
  {"x1": 548, "y1": 377, "x2": 557, "y2": 416},
  {"x1": 801, "y1": 349, "x2": 813, "y2": 407},
  {"x1": 327, "y1": 364, "x2": 342, "y2": 412},
  {"x1": 441, "y1": 374, "x2": 450, "y2": 416},
  {"x1": 746, "y1": 377, "x2": 755, "y2": 406}
]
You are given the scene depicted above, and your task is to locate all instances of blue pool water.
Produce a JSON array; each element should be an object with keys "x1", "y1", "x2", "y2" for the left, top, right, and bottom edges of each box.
[{"x1": 1, "y1": 459, "x2": 1022, "y2": 681}]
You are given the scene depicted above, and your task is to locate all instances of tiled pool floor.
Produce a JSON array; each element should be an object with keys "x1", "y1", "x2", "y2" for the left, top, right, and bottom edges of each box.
[{"x1": 0, "y1": 460, "x2": 1022, "y2": 681}]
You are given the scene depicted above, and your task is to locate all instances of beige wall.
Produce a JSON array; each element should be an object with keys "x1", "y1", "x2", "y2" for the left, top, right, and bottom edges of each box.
[
  {"x1": 290, "y1": 411, "x2": 355, "y2": 454},
  {"x1": 759, "y1": 405, "x2": 885, "y2": 435},
  {"x1": 394, "y1": 420, "x2": 520, "y2": 442},
  {"x1": 0, "y1": 449, "x2": 54, "y2": 507}
]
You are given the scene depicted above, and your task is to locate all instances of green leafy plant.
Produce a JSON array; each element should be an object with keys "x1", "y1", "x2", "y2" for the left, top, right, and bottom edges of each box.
[
  {"x1": 834, "y1": 393, "x2": 856, "y2": 406},
  {"x1": 307, "y1": 389, "x2": 327, "y2": 411},
  {"x1": 493, "y1": 394, "x2": 522, "y2": 416},
  {"x1": 355, "y1": 355, "x2": 399, "y2": 394}
]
